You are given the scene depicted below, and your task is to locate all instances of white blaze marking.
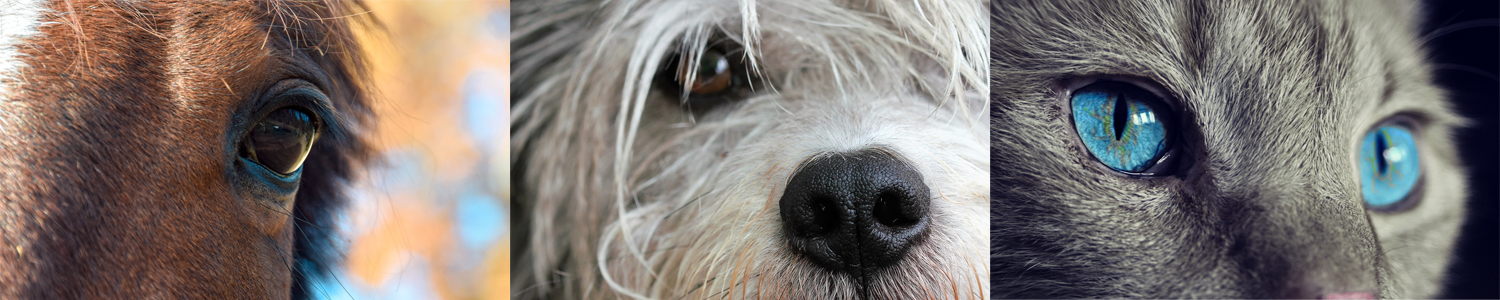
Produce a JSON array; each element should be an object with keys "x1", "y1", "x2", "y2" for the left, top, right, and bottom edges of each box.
[{"x1": 0, "y1": 0, "x2": 44, "y2": 98}]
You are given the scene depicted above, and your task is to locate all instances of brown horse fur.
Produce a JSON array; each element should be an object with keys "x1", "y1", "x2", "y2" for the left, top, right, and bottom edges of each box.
[{"x1": 0, "y1": 1, "x2": 372, "y2": 298}]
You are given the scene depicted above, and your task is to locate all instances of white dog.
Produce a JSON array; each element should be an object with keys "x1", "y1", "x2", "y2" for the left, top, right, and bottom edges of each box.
[{"x1": 510, "y1": 0, "x2": 988, "y2": 299}]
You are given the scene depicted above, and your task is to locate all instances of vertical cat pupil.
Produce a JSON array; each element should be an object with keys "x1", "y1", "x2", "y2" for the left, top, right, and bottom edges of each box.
[
  {"x1": 1375, "y1": 131, "x2": 1389, "y2": 175},
  {"x1": 1112, "y1": 93, "x2": 1128, "y2": 140}
]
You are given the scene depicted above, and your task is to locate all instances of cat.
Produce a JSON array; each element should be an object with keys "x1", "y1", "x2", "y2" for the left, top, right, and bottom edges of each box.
[{"x1": 989, "y1": 0, "x2": 1467, "y2": 298}]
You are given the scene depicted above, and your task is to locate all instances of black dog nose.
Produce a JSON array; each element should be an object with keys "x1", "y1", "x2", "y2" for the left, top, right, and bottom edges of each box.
[{"x1": 779, "y1": 149, "x2": 930, "y2": 276}]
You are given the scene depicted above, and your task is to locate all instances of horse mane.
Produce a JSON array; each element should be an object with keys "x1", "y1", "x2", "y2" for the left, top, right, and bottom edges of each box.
[{"x1": 261, "y1": 1, "x2": 377, "y2": 298}]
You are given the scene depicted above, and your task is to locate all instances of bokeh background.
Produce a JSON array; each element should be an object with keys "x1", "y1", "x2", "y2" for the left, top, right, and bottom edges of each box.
[
  {"x1": 1426, "y1": 0, "x2": 1499, "y2": 298},
  {"x1": 306, "y1": 1, "x2": 511, "y2": 299}
]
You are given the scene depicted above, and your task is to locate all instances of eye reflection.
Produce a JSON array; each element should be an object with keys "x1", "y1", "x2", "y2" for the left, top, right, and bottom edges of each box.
[{"x1": 243, "y1": 108, "x2": 319, "y2": 175}]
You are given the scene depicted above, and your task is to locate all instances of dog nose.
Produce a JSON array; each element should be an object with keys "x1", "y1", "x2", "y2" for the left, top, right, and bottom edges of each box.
[{"x1": 779, "y1": 149, "x2": 930, "y2": 275}]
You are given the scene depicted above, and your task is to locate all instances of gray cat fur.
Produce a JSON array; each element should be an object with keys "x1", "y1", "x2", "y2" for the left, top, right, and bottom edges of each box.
[{"x1": 990, "y1": 0, "x2": 1467, "y2": 298}]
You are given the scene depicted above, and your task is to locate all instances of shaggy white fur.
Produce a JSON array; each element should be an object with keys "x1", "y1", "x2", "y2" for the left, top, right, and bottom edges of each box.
[{"x1": 511, "y1": 0, "x2": 988, "y2": 299}]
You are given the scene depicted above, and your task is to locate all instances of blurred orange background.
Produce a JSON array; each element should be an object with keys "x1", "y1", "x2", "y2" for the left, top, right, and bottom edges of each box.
[{"x1": 307, "y1": 1, "x2": 510, "y2": 299}]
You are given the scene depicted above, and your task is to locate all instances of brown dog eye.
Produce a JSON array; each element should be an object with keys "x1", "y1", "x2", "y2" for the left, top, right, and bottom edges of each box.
[
  {"x1": 678, "y1": 50, "x2": 733, "y2": 95},
  {"x1": 654, "y1": 44, "x2": 750, "y2": 112},
  {"x1": 242, "y1": 108, "x2": 319, "y2": 174}
]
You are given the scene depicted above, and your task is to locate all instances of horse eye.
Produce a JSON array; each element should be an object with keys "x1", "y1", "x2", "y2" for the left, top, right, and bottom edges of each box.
[
  {"x1": 678, "y1": 49, "x2": 734, "y2": 95},
  {"x1": 242, "y1": 108, "x2": 319, "y2": 175},
  {"x1": 1070, "y1": 81, "x2": 1178, "y2": 175}
]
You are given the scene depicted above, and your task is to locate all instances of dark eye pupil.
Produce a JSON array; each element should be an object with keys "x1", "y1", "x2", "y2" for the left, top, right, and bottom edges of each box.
[
  {"x1": 1112, "y1": 93, "x2": 1128, "y2": 140},
  {"x1": 244, "y1": 108, "x2": 318, "y2": 174},
  {"x1": 677, "y1": 50, "x2": 734, "y2": 95},
  {"x1": 1375, "y1": 131, "x2": 1389, "y2": 175},
  {"x1": 698, "y1": 52, "x2": 727, "y2": 80}
]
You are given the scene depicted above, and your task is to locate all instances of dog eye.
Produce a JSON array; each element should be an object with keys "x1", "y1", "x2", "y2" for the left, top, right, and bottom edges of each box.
[
  {"x1": 1359, "y1": 123, "x2": 1421, "y2": 210},
  {"x1": 679, "y1": 50, "x2": 733, "y2": 95},
  {"x1": 1070, "y1": 81, "x2": 1177, "y2": 174},
  {"x1": 656, "y1": 46, "x2": 747, "y2": 112},
  {"x1": 241, "y1": 108, "x2": 320, "y2": 175}
]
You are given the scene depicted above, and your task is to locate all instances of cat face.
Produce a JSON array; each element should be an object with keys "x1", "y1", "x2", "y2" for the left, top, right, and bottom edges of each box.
[{"x1": 990, "y1": 0, "x2": 1466, "y2": 298}]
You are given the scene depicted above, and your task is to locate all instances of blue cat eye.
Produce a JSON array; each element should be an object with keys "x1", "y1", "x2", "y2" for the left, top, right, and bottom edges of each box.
[
  {"x1": 1071, "y1": 82, "x2": 1170, "y2": 173},
  {"x1": 1359, "y1": 125, "x2": 1420, "y2": 207}
]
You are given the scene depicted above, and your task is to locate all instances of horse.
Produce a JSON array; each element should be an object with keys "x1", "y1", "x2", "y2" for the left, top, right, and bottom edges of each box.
[{"x1": 0, "y1": 1, "x2": 372, "y2": 298}]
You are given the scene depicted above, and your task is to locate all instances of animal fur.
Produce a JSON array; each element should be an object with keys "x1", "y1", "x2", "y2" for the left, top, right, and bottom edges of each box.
[
  {"x1": 511, "y1": 0, "x2": 989, "y2": 298},
  {"x1": 990, "y1": 0, "x2": 1467, "y2": 298},
  {"x1": 0, "y1": 1, "x2": 372, "y2": 298}
]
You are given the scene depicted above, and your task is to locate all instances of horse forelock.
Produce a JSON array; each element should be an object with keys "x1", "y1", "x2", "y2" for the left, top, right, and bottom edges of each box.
[{"x1": 0, "y1": 0, "x2": 374, "y2": 298}]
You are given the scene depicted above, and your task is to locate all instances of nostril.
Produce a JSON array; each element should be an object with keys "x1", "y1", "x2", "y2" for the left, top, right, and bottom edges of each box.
[
  {"x1": 808, "y1": 195, "x2": 841, "y2": 236},
  {"x1": 874, "y1": 190, "x2": 920, "y2": 227},
  {"x1": 778, "y1": 149, "x2": 931, "y2": 276}
]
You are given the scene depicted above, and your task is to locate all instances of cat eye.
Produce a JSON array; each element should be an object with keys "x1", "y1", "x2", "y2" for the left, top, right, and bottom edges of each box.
[
  {"x1": 1069, "y1": 81, "x2": 1178, "y2": 175},
  {"x1": 656, "y1": 44, "x2": 749, "y2": 112},
  {"x1": 1358, "y1": 123, "x2": 1421, "y2": 209},
  {"x1": 241, "y1": 107, "x2": 320, "y2": 175}
]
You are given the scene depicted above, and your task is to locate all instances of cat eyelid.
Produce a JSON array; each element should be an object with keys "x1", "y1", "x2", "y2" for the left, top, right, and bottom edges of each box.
[
  {"x1": 1363, "y1": 82, "x2": 1461, "y2": 132},
  {"x1": 1370, "y1": 115, "x2": 1424, "y2": 133},
  {"x1": 1356, "y1": 113, "x2": 1428, "y2": 149},
  {"x1": 1053, "y1": 75, "x2": 1183, "y2": 113}
]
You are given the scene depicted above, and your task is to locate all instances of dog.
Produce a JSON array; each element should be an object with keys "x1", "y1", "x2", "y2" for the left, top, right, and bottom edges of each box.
[
  {"x1": 510, "y1": 0, "x2": 989, "y2": 298},
  {"x1": 990, "y1": 0, "x2": 1467, "y2": 298},
  {"x1": 0, "y1": 1, "x2": 371, "y2": 298}
]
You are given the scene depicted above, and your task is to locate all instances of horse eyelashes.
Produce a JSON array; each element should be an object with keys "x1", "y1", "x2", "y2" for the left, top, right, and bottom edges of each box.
[{"x1": 242, "y1": 108, "x2": 320, "y2": 175}]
